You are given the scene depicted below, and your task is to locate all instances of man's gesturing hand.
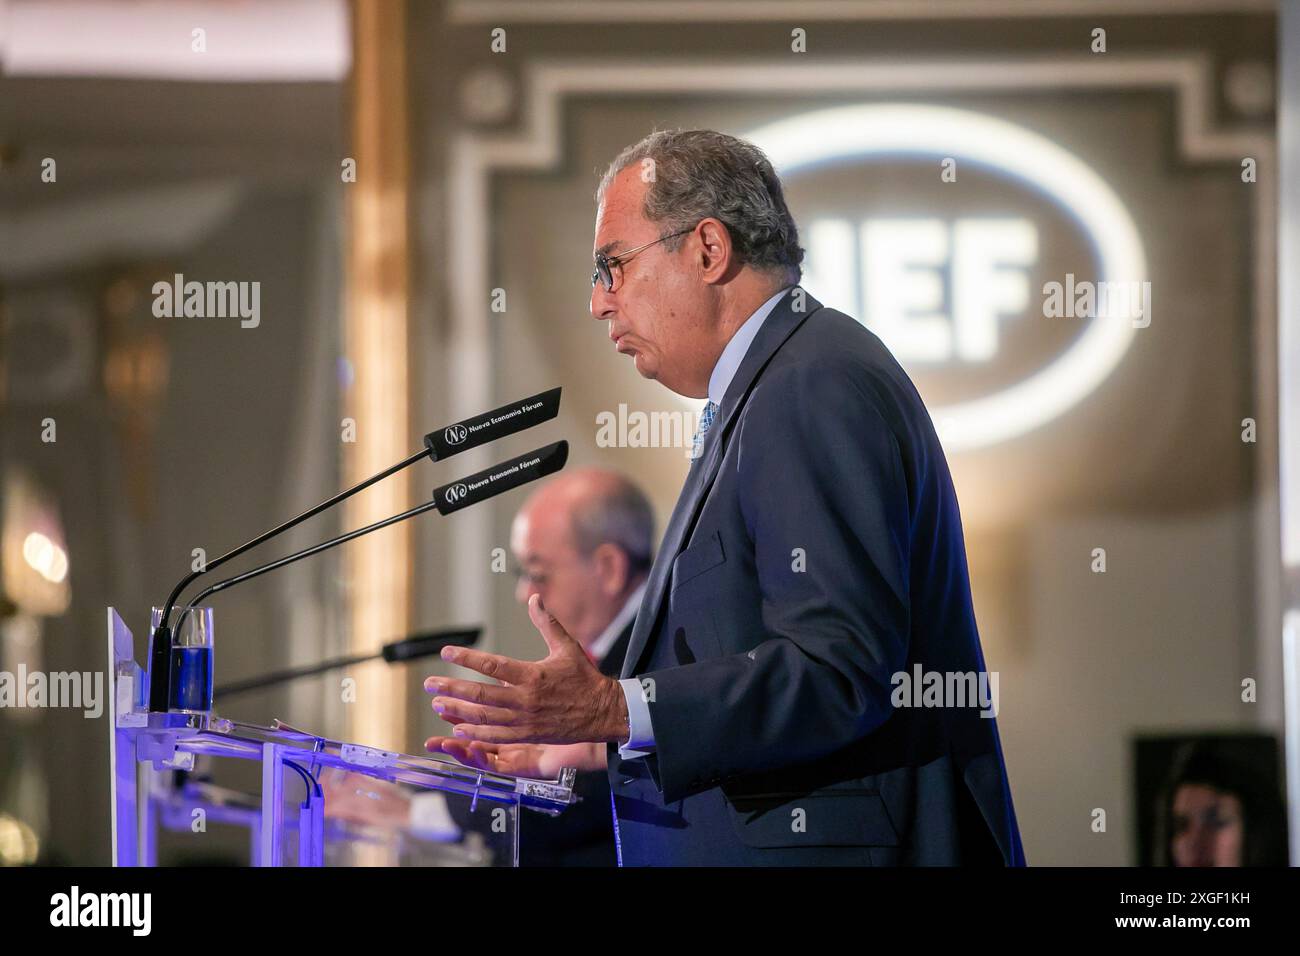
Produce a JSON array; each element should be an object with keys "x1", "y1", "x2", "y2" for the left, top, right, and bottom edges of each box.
[
  {"x1": 424, "y1": 738, "x2": 608, "y2": 777},
  {"x1": 423, "y1": 594, "x2": 630, "y2": 746}
]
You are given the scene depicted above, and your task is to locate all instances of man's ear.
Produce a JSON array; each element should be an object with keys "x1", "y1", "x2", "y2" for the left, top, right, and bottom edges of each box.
[
  {"x1": 592, "y1": 542, "x2": 631, "y2": 597},
  {"x1": 695, "y1": 217, "x2": 735, "y2": 283}
]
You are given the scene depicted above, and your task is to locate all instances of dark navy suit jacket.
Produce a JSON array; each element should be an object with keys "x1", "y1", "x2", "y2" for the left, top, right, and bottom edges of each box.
[{"x1": 607, "y1": 287, "x2": 1026, "y2": 866}]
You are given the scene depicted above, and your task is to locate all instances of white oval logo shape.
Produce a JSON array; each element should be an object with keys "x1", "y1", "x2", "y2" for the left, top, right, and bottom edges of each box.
[
  {"x1": 746, "y1": 104, "x2": 1148, "y2": 452},
  {"x1": 445, "y1": 482, "x2": 469, "y2": 504},
  {"x1": 444, "y1": 424, "x2": 468, "y2": 445}
]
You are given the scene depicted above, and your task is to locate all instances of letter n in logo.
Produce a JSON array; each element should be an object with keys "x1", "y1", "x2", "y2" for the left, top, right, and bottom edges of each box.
[{"x1": 444, "y1": 424, "x2": 468, "y2": 445}]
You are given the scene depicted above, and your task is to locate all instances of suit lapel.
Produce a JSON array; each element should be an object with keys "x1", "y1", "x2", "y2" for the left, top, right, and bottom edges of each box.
[{"x1": 621, "y1": 287, "x2": 823, "y2": 678}]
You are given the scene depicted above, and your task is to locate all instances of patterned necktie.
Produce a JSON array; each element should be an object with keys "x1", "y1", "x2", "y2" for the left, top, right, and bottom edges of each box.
[{"x1": 691, "y1": 400, "x2": 719, "y2": 462}]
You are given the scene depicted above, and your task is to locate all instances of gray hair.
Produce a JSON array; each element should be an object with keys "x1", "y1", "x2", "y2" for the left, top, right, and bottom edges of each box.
[
  {"x1": 570, "y1": 475, "x2": 655, "y2": 577},
  {"x1": 596, "y1": 128, "x2": 804, "y2": 282}
]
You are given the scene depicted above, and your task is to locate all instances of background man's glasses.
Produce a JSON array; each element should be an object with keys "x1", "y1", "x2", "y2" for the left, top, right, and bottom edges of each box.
[{"x1": 592, "y1": 227, "x2": 694, "y2": 292}]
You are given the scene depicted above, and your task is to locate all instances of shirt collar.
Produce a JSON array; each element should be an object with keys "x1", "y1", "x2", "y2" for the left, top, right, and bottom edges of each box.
[
  {"x1": 707, "y1": 286, "x2": 793, "y2": 407},
  {"x1": 588, "y1": 580, "x2": 646, "y2": 663}
]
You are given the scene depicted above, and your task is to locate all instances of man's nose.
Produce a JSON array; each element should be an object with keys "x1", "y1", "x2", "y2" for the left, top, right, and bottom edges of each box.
[
  {"x1": 590, "y1": 280, "x2": 616, "y2": 320},
  {"x1": 515, "y1": 577, "x2": 538, "y2": 605}
]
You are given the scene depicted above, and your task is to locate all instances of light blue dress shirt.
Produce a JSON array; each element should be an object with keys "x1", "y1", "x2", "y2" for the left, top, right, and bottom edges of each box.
[{"x1": 616, "y1": 286, "x2": 793, "y2": 758}]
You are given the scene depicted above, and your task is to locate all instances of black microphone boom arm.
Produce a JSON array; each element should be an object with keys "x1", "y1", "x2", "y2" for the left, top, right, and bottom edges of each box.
[{"x1": 157, "y1": 441, "x2": 569, "y2": 712}]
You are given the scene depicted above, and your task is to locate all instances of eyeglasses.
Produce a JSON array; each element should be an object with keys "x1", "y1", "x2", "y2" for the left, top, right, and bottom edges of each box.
[{"x1": 592, "y1": 227, "x2": 694, "y2": 292}]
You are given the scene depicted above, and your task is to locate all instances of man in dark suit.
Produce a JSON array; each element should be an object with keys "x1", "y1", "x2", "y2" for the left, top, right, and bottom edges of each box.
[{"x1": 426, "y1": 129, "x2": 1024, "y2": 866}]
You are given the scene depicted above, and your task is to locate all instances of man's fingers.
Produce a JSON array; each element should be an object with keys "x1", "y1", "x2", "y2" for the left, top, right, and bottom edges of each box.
[
  {"x1": 426, "y1": 738, "x2": 544, "y2": 777},
  {"x1": 430, "y1": 695, "x2": 523, "y2": 728},
  {"x1": 527, "y1": 593, "x2": 578, "y2": 656},
  {"x1": 423, "y1": 675, "x2": 523, "y2": 709},
  {"x1": 448, "y1": 722, "x2": 540, "y2": 745},
  {"x1": 439, "y1": 645, "x2": 531, "y2": 684},
  {"x1": 425, "y1": 736, "x2": 498, "y2": 773}
]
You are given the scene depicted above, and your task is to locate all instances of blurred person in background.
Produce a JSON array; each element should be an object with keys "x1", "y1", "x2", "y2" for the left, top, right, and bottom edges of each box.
[
  {"x1": 328, "y1": 468, "x2": 653, "y2": 866},
  {"x1": 1154, "y1": 741, "x2": 1287, "y2": 867},
  {"x1": 486, "y1": 466, "x2": 654, "y2": 865}
]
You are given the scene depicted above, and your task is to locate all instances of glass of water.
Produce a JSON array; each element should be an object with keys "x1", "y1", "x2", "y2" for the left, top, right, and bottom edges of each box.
[{"x1": 149, "y1": 606, "x2": 214, "y2": 715}]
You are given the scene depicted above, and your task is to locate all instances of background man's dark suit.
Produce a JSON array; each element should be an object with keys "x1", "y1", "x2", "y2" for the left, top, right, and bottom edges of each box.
[
  {"x1": 608, "y1": 288, "x2": 1025, "y2": 866},
  {"x1": 519, "y1": 622, "x2": 631, "y2": 866}
]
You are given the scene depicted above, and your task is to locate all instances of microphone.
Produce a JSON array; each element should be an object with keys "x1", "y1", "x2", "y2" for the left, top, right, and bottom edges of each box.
[
  {"x1": 424, "y1": 387, "x2": 561, "y2": 461},
  {"x1": 159, "y1": 441, "x2": 569, "y2": 713},
  {"x1": 212, "y1": 626, "x2": 482, "y2": 699},
  {"x1": 431, "y1": 439, "x2": 570, "y2": 514},
  {"x1": 148, "y1": 388, "x2": 561, "y2": 712}
]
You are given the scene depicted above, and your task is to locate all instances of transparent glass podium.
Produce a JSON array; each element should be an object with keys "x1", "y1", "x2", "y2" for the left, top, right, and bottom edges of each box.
[{"x1": 107, "y1": 608, "x2": 577, "y2": 866}]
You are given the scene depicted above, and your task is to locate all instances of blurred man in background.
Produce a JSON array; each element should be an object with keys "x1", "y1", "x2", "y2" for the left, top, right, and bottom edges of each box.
[
  {"x1": 328, "y1": 468, "x2": 653, "y2": 865},
  {"x1": 494, "y1": 467, "x2": 653, "y2": 865}
]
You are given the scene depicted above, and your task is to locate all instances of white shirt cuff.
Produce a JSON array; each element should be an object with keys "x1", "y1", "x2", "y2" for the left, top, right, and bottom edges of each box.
[{"x1": 618, "y1": 677, "x2": 656, "y2": 759}]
